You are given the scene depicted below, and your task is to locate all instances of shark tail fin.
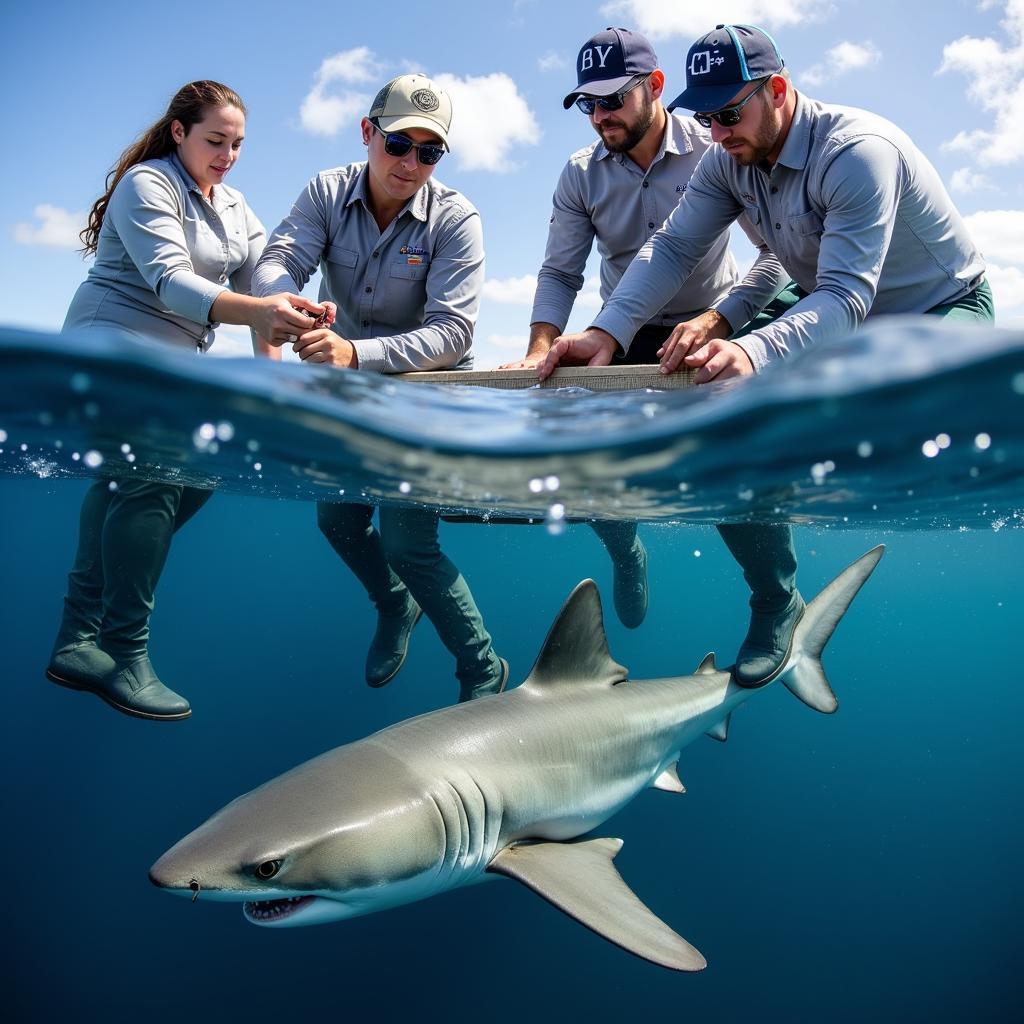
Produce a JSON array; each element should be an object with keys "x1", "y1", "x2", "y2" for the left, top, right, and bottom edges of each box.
[{"x1": 784, "y1": 545, "x2": 885, "y2": 714}]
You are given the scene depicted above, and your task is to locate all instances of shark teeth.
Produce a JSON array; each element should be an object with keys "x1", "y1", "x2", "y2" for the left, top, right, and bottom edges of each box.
[{"x1": 242, "y1": 896, "x2": 315, "y2": 923}]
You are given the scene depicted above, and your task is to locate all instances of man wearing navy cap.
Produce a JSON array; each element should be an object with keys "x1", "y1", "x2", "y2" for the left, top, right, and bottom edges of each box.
[
  {"x1": 505, "y1": 27, "x2": 794, "y2": 638},
  {"x1": 539, "y1": 23, "x2": 991, "y2": 686}
]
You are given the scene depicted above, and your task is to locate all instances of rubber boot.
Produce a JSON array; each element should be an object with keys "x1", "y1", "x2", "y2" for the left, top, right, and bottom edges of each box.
[
  {"x1": 317, "y1": 502, "x2": 423, "y2": 686},
  {"x1": 718, "y1": 523, "x2": 802, "y2": 687},
  {"x1": 96, "y1": 480, "x2": 197, "y2": 719},
  {"x1": 589, "y1": 520, "x2": 648, "y2": 628},
  {"x1": 379, "y1": 506, "x2": 504, "y2": 702}
]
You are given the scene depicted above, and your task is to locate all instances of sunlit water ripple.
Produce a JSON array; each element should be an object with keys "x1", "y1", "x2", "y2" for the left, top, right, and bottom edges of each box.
[{"x1": 1, "y1": 320, "x2": 1022, "y2": 529}]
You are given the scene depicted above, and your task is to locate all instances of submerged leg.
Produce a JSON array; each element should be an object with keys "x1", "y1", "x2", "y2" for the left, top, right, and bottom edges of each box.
[
  {"x1": 47, "y1": 480, "x2": 118, "y2": 684},
  {"x1": 380, "y1": 506, "x2": 507, "y2": 703},
  {"x1": 317, "y1": 501, "x2": 421, "y2": 687},
  {"x1": 588, "y1": 520, "x2": 648, "y2": 629},
  {"x1": 717, "y1": 523, "x2": 803, "y2": 688}
]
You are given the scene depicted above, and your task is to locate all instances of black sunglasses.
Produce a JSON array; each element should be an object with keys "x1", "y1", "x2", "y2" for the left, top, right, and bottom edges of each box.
[
  {"x1": 693, "y1": 77, "x2": 773, "y2": 129},
  {"x1": 370, "y1": 122, "x2": 445, "y2": 166},
  {"x1": 575, "y1": 75, "x2": 650, "y2": 115}
]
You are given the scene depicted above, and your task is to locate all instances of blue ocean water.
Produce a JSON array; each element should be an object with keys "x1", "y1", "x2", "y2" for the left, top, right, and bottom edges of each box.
[{"x1": 1, "y1": 323, "x2": 1022, "y2": 1022}]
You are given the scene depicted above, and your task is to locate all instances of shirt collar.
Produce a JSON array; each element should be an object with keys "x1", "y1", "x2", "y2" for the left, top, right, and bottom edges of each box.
[
  {"x1": 774, "y1": 91, "x2": 813, "y2": 171},
  {"x1": 348, "y1": 163, "x2": 429, "y2": 222},
  {"x1": 167, "y1": 151, "x2": 238, "y2": 210}
]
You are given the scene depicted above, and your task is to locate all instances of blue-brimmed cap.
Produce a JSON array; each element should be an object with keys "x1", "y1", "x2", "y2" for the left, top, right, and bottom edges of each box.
[
  {"x1": 562, "y1": 27, "x2": 659, "y2": 109},
  {"x1": 669, "y1": 24, "x2": 784, "y2": 113}
]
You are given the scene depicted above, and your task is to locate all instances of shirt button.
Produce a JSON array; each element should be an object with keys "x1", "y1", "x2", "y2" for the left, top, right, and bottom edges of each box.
[
  {"x1": 642, "y1": 180, "x2": 649, "y2": 188},
  {"x1": 365, "y1": 286, "x2": 372, "y2": 293},
  {"x1": 775, "y1": 222, "x2": 782, "y2": 229},
  {"x1": 372, "y1": 251, "x2": 380, "y2": 258},
  {"x1": 219, "y1": 274, "x2": 228, "y2": 284},
  {"x1": 362, "y1": 320, "x2": 370, "y2": 327},
  {"x1": 770, "y1": 186, "x2": 779, "y2": 194},
  {"x1": 648, "y1": 221, "x2": 655, "y2": 229}
]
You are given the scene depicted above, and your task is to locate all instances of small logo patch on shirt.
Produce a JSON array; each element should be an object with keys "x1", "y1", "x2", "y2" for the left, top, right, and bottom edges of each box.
[
  {"x1": 406, "y1": 255, "x2": 423, "y2": 265},
  {"x1": 676, "y1": 184, "x2": 688, "y2": 193},
  {"x1": 400, "y1": 245, "x2": 428, "y2": 256}
]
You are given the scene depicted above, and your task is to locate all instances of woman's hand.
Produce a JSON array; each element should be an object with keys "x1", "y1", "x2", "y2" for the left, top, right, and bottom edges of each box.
[{"x1": 253, "y1": 293, "x2": 329, "y2": 345}]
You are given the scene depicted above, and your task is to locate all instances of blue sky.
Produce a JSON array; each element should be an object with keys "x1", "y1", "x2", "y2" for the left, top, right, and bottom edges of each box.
[{"x1": 2, "y1": 0, "x2": 1022, "y2": 365}]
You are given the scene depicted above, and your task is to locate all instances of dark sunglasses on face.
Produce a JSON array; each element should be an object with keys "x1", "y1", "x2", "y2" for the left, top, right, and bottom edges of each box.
[
  {"x1": 371, "y1": 122, "x2": 445, "y2": 165},
  {"x1": 575, "y1": 74, "x2": 650, "y2": 115},
  {"x1": 693, "y1": 76, "x2": 773, "y2": 129}
]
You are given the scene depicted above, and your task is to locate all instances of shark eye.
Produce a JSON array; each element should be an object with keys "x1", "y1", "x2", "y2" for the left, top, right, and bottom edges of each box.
[{"x1": 253, "y1": 859, "x2": 282, "y2": 881}]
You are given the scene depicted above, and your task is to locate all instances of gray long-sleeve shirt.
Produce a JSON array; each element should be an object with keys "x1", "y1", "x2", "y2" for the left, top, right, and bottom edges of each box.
[
  {"x1": 531, "y1": 113, "x2": 787, "y2": 334},
  {"x1": 593, "y1": 93, "x2": 986, "y2": 370},
  {"x1": 63, "y1": 153, "x2": 266, "y2": 351},
  {"x1": 251, "y1": 163, "x2": 484, "y2": 373}
]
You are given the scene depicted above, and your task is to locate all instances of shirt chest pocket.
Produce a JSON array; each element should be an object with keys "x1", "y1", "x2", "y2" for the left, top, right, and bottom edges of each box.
[
  {"x1": 381, "y1": 260, "x2": 429, "y2": 324},
  {"x1": 325, "y1": 244, "x2": 359, "y2": 269},
  {"x1": 789, "y1": 210, "x2": 823, "y2": 237}
]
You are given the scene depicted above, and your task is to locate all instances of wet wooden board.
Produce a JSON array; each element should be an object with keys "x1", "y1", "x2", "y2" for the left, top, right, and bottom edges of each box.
[{"x1": 392, "y1": 364, "x2": 695, "y2": 391}]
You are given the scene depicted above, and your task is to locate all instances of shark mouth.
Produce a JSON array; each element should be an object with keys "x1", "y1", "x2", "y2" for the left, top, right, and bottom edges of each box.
[{"x1": 243, "y1": 896, "x2": 317, "y2": 924}]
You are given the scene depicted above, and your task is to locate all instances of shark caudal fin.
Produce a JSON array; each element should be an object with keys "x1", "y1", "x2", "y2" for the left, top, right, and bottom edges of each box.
[{"x1": 783, "y1": 545, "x2": 885, "y2": 714}]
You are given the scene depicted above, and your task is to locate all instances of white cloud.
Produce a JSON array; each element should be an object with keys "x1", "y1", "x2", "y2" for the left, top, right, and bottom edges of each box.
[
  {"x1": 599, "y1": 0, "x2": 827, "y2": 39},
  {"x1": 950, "y1": 167, "x2": 995, "y2": 193},
  {"x1": 14, "y1": 204, "x2": 85, "y2": 248},
  {"x1": 433, "y1": 73, "x2": 540, "y2": 172},
  {"x1": 299, "y1": 47, "x2": 383, "y2": 136},
  {"x1": 538, "y1": 51, "x2": 569, "y2": 72},
  {"x1": 985, "y1": 263, "x2": 1024, "y2": 320},
  {"x1": 803, "y1": 41, "x2": 881, "y2": 86},
  {"x1": 938, "y1": 1, "x2": 1024, "y2": 167},
  {"x1": 964, "y1": 209, "x2": 1024, "y2": 263},
  {"x1": 482, "y1": 275, "x2": 538, "y2": 304}
]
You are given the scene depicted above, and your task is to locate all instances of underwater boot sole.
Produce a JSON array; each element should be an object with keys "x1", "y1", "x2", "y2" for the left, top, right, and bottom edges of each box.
[
  {"x1": 367, "y1": 607, "x2": 424, "y2": 689},
  {"x1": 733, "y1": 603, "x2": 806, "y2": 690},
  {"x1": 45, "y1": 667, "x2": 192, "y2": 722}
]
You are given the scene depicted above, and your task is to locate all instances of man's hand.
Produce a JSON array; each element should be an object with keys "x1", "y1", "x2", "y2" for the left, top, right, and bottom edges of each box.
[
  {"x1": 293, "y1": 330, "x2": 358, "y2": 368},
  {"x1": 684, "y1": 338, "x2": 754, "y2": 383},
  {"x1": 537, "y1": 328, "x2": 619, "y2": 381},
  {"x1": 499, "y1": 322, "x2": 559, "y2": 370},
  {"x1": 657, "y1": 309, "x2": 731, "y2": 373},
  {"x1": 254, "y1": 293, "x2": 327, "y2": 346}
]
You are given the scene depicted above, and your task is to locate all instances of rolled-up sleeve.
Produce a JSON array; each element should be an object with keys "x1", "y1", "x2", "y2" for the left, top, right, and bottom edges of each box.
[
  {"x1": 733, "y1": 137, "x2": 903, "y2": 371},
  {"x1": 107, "y1": 166, "x2": 226, "y2": 323},
  {"x1": 353, "y1": 208, "x2": 484, "y2": 374},
  {"x1": 592, "y1": 154, "x2": 741, "y2": 351},
  {"x1": 530, "y1": 162, "x2": 596, "y2": 331},
  {"x1": 251, "y1": 176, "x2": 330, "y2": 297}
]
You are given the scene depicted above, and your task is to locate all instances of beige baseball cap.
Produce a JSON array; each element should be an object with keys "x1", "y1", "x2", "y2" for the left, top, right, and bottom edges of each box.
[{"x1": 369, "y1": 74, "x2": 453, "y2": 148}]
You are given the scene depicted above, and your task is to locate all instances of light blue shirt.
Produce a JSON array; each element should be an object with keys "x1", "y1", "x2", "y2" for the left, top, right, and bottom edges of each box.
[
  {"x1": 594, "y1": 93, "x2": 986, "y2": 370},
  {"x1": 251, "y1": 163, "x2": 484, "y2": 373},
  {"x1": 63, "y1": 153, "x2": 266, "y2": 352},
  {"x1": 531, "y1": 113, "x2": 786, "y2": 333}
]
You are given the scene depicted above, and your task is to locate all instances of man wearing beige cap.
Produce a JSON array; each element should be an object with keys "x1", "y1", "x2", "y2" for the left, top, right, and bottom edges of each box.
[{"x1": 253, "y1": 74, "x2": 508, "y2": 704}]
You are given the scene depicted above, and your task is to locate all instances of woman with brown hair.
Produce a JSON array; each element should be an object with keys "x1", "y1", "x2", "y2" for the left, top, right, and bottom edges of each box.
[{"x1": 48, "y1": 80, "x2": 328, "y2": 722}]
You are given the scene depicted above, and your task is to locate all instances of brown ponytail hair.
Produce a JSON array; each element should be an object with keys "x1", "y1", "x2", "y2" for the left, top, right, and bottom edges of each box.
[{"x1": 80, "y1": 80, "x2": 246, "y2": 255}]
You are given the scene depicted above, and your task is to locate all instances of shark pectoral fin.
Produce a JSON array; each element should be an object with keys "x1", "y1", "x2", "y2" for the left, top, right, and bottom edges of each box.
[
  {"x1": 522, "y1": 580, "x2": 629, "y2": 693},
  {"x1": 652, "y1": 764, "x2": 685, "y2": 793},
  {"x1": 487, "y1": 839, "x2": 706, "y2": 972},
  {"x1": 706, "y1": 712, "x2": 731, "y2": 742}
]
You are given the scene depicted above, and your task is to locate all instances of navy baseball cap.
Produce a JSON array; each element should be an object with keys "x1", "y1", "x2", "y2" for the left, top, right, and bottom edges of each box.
[
  {"x1": 562, "y1": 27, "x2": 659, "y2": 109},
  {"x1": 669, "y1": 24, "x2": 785, "y2": 113}
]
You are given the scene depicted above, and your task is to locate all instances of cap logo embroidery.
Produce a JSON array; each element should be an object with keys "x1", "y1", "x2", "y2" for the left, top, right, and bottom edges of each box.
[
  {"x1": 689, "y1": 50, "x2": 725, "y2": 75},
  {"x1": 411, "y1": 89, "x2": 440, "y2": 112},
  {"x1": 580, "y1": 44, "x2": 614, "y2": 71}
]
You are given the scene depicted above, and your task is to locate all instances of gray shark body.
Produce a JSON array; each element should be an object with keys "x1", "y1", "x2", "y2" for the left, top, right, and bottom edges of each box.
[{"x1": 151, "y1": 546, "x2": 884, "y2": 971}]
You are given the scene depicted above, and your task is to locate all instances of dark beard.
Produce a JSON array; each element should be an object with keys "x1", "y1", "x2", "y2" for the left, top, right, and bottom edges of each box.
[{"x1": 600, "y1": 94, "x2": 656, "y2": 154}]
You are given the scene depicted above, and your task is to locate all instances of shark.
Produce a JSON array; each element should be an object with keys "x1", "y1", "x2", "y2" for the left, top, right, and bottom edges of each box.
[{"x1": 150, "y1": 545, "x2": 884, "y2": 972}]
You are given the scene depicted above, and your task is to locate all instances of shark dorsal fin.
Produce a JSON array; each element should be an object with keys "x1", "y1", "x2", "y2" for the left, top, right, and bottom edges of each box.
[
  {"x1": 522, "y1": 579, "x2": 628, "y2": 692},
  {"x1": 694, "y1": 652, "x2": 718, "y2": 675}
]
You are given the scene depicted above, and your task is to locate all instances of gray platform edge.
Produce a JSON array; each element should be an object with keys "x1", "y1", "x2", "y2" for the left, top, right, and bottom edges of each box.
[{"x1": 392, "y1": 365, "x2": 695, "y2": 391}]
